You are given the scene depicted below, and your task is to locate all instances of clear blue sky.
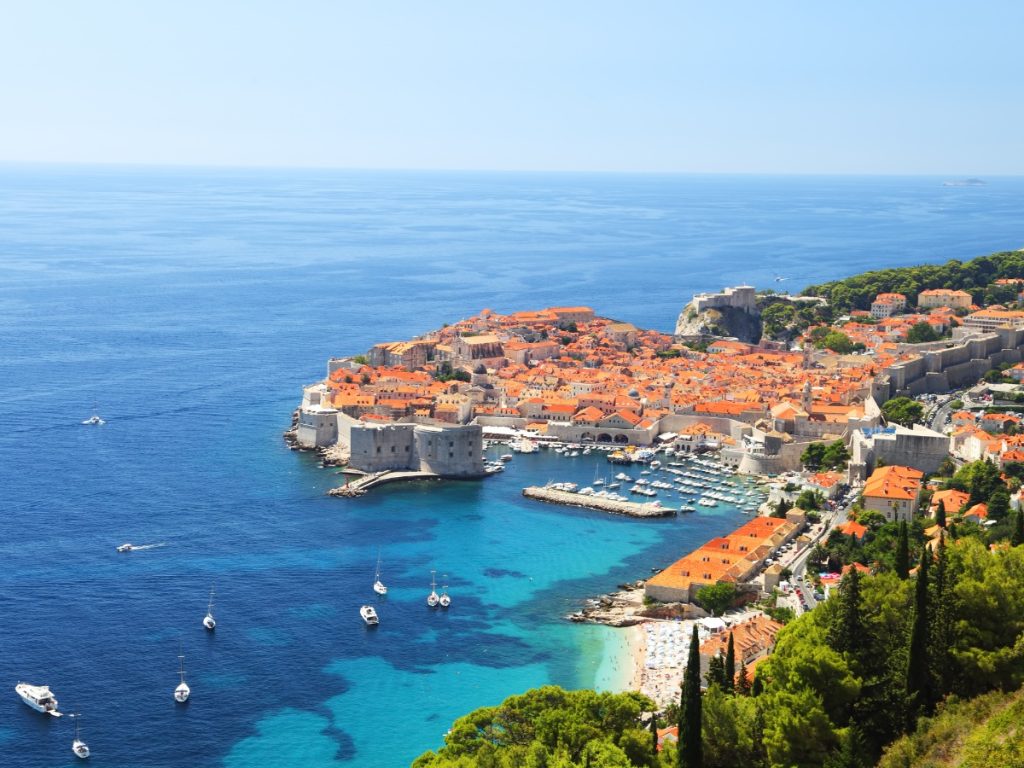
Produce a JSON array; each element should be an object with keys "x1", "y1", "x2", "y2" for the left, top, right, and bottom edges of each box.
[{"x1": 2, "y1": 1, "x2": 1021, "y2": 173}]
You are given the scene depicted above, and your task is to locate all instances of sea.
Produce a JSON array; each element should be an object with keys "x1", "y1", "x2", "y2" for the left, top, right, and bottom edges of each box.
[{"x1": 1, "y1": 166, "x2": 1022, "y2": 767}]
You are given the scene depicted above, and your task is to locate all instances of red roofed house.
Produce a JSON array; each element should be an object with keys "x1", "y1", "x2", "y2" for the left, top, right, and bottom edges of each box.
[{"x1": 862, "y1": 465, "x2": 923, "y2": 523}]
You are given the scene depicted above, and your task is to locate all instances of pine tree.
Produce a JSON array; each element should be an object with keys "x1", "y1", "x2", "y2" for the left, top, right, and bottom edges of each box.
[
  {"x1": 736, "y1": 659, "x2": 752, "y2": 695},
  {"x1": 724, "y1": 632, "x2": 736, "y2": 693},
  {"x1": 895, "y1": 520, "x2": 910, "y2": 580},
  {"x1": 906, "y1": 548, "x2": 933, "y2": 730},
  {"x1": 750, "y1": 673, "x2": 763, "y2": 697},
  {"x1": 827, "y1": 567, "x2": 866, "y2": 664},
  {"x1": 1012, "y1": 510, "x2": 1024, "y2": 547},
  {"x1": 679, "y1": 626, "x2": 703, "y2": 768},
  {"x1": 706, "y1": 654, "x2": 726, "y2": 690}
]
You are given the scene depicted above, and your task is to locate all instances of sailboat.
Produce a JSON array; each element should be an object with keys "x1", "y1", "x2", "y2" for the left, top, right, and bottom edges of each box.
[
  {"x1": 70, "y1": 713, "x2": 90, "y2": 759},
  {"x1": 439, "y1": 575, "x2": 451, "y2": 608},
  {"x1": 427, "y1": 570, "x2": 440, "y2": 608},
  {"x1": 203, "y1": 585, "x2": 216, "y2": 631},
  {"x1": 174, "y1": 649, "x2": 190, "y2": 703},
  {"x1": 373, "y1": 551, "x2": 387, "y2": 596}
]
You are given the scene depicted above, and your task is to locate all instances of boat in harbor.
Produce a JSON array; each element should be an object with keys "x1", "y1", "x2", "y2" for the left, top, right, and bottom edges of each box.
[
  {"x1": 70, "y1": 713, "x2": 90, "y2": 759},
  {"x1": 15, "y1": 682, "x2": 61, "y2": 716},
  {"x1": 427, "y1": 570, "x2": 440, "y2": 608},
  {"x1": 360, "y1": 605, "x2": 379, "y2": 625},
  {"x1": 174, "y1": 651, "x2": 190, "y2": 703},
  {"x1": 203, "y1": 585, "x2": 216, "y2": 631},
  {"x1": 373, "y1": 551, "x2": 387, "y2": 596}
]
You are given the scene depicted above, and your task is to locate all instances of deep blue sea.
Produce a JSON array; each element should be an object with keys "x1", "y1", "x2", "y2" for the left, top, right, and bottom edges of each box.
[{"x1": 1, "y1": 167, "x2": 1022, "y2": 767}]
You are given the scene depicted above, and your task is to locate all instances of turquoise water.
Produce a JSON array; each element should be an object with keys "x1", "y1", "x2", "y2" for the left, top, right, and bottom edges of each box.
[{"x1": 1, "y1": 167, "x2": 1022, "y2": 767}]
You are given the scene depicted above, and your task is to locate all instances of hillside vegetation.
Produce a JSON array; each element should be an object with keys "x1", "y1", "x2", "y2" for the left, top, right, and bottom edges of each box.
[
  {"x1": 802, "y1": 250, "x2": 1024, "y2": 312},
  {"x1": 878, "y1": 687, "x2": 1024, "y2": 768}
]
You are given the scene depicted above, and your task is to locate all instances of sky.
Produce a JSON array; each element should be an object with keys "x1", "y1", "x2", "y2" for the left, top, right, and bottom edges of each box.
[{"x1": 1, "y1": 1, "x2": 1022, "y2": 174}]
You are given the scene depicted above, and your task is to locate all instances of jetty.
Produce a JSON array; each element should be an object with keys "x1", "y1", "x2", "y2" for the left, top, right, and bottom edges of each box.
[
  {"x1": 328, "y1": 470, "x2": 439, "y2": 497},
  {"x1": 522, "y1": 486, "x2": 676, "y2": 518}
]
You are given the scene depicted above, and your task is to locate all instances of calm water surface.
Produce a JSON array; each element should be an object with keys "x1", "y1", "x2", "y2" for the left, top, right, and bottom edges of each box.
[{"x1": 1, "y1": 167, "x2": 1022, "y2": 767}]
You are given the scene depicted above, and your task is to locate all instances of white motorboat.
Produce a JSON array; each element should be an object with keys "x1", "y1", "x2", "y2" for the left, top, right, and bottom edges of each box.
[
  {"x1": 116, "y1": 543, "x2": 134, "y2": 553},
  {"x1": 439, "y1": 576, "x2": 451, "y2": 608},
  {"x1": 427, "y1": 570, "x2": 440, "y2": 608},
  {"x1": 373, "y1": 551, "x2": 387, "y2": 595},
  {"x1": 15, "y1": 682, "x2": 61, "y2": 716},
  {"x1": 81, "y1": 414, "x2": 105, "y2": 426},
  {"x1": 70, "y1": 713, "x2": 90, "y2": 759},
  {"x1": 203, "y1": 585, "x2": 216, "y2": 631},
  {"x1": 174, "y1": 652, "x2": 190, "y2": 703},
  {"x1": 360, "y1": 605, "x2": 379, "y2": 625}
]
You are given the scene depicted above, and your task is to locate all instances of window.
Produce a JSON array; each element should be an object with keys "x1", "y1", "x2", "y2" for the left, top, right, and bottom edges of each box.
[
  {"x1": 391, "y1": 446, "x2": 396, "y2": 453},
  {"x1": 376, "y1": 447, "x2": 381, "y2": 454}
]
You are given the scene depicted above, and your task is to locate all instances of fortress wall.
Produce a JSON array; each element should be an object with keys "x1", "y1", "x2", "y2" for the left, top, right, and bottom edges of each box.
[
  {"x1": 348, "y1": 423, "x2": 417, "y2": 472},
  {"x1": 414, "y1": 424, "x2": 485, "y2": 477}
]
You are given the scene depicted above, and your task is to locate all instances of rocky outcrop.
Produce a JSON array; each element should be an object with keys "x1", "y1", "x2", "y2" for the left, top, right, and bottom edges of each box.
[{"x1": 675, "y1": 304, "x2": 763, "y2": 343}]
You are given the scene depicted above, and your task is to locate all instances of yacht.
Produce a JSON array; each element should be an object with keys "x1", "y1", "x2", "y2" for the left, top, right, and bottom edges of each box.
[
  {"x1": 360, "y1": 605, "x2": 379, "y2": 625},
  {"x1": 373, "y1": 552, "x2": 387, "y2": 596},
  {"x1": 15, "y1": 682, "x2": 61, "y2": 716},
  {"x1": 427, "y1": 571, "x2": 440, "y2": 608},
  {"x1": 81, "y1": 414, "x2": 105, "y2": 426},
  {"x1": 174, "y1": 652, "x2": 190, "y2": 703},
  {"x1": 116, "y1": 543, "x2": 134, "y2": 553},
  {"x1": 439, "y1": 577, "x2": 451, "y2": 608},
  {"x1": 203, "y1": 585, "x2": 216, "y2": 631},
  {"x1": 70, "y1": 713, "x2": 90, "y2": 759}
]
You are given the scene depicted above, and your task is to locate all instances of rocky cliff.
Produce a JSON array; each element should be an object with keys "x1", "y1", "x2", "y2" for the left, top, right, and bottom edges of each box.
[{"x1": 674, "y1": 303, "x2": 763, "y2": 343}]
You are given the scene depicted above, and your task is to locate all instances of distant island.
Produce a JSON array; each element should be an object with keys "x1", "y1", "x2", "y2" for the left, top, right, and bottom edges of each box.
[{"x1": 942, "y1": 177, "x2": 986, "y2": 187}]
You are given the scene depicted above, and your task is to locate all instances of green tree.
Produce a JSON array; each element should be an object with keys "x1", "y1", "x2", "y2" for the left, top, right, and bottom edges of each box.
[
  {"x1": 827, "y1": 567, "x2": 868, "y2": 664},
  {"x1": 817, "y1": 331, "x2": 857, "y2": 354},
  {"x1": 1012, "y1": 510, "x2": 1024, "y2": 546},
  {"x1": 724, "y1": 633, "x2": 736, "y2": 694},
  {"x1": 795, "y1": 489, "x2": 824, "y2": 511},
  {"x1": 801, "y1": 442, "x2": 826, "y2": 470},
  {"x1": 822, "y1": 440, "x2": 852, "y2": 471},
  {"x1": 894, "y1": 521, "x2": 910, "y2": 580},
  {"x1": 935, "y1": 501, "x2": 947, "y2": 529},
  {"x1": 905, "y1": 322, "x2": 940, "y2": 344},
  {"x1": 987, "y1": 486, "x2": 1010, "y2": 521},
  {"x1": 881, "y1": 397, "x2": 925, "y2": 427},
  {"x1": 679, "y1": 627, "x2": 703, "y2": 768},
  {"x1": 695, "y1": 583, "x2": 737, "y2": 616},
  {"x1": 906, "y1": 549, "x2": 933, "y2": 728},
  {"x1": 951, "y1": 459, "x2": 1003, "y2": 505},
  {"x1": 736, "y1": 660, "x2": 752, "y2": 696}
]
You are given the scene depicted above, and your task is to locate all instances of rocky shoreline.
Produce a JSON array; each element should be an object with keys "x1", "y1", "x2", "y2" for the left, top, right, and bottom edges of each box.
[{"x1": 565, "y1": 582, "x2": 702, "y2": 627}]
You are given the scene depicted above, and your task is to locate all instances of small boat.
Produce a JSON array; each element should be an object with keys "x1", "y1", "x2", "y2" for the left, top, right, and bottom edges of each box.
[
  {"x1": 427, "y1": 570, "x2": 440, "y2": 608},
  {"x1": 15, "y1": 682, "x2": 61, "y2": 716},
  {"x1": 499, "y1": 454, "x2": 513, "y2": 462},
  {"x1": 70, "y1": 713, "x2": 90, "y2": 759},
  {"x1": 203, "y1": 585, "x2": 216, "y2": 631},
  {"x1": 373, "y1": 551, "x2": 387, "y2": 596},
  {"x1": 116, "y1": 543, "x2": 134, "y2": 553},
  {"x1": 360, "y1": 605, "x2": 379, "y2": 625},
  {"x1": 439, "y1": 576, "x2": 451, "y2": 608},
  {"x1": 81, "y1": 414, "x2": 105, "y2": 426},
  {"x1": 174, "y1": 651, "x2": 190, "y2": 703}
]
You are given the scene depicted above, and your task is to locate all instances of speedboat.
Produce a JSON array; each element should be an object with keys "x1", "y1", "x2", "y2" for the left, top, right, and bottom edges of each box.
[
  {"x1": 70, "y1": 713, "x2": 90, "y2": 759},
  {"x1": 81, "y1": 415, "x2": 105, "y2": 426},
  {"x1": 116, "y1": 543, "x2": 134, "y2": 553},
  {"x1": 360, "y1": 605, "x2": 379, "y2": 625},
  {"x1": 15, "y1": 682, "x2": 61, "y2": 716},
  {"x1": 203, "y1": 585, "x2": 216, "y2": 631},
  {"x1": 174, "y1": 652, "x2": 190, "y2": 703}
]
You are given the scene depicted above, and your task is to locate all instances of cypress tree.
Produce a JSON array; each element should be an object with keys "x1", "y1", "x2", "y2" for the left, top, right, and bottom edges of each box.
[
  {"x1": 724, "y1": 632, "x2": 736, "y2": 693},
  {"x1": 827, "y1": 567, "x2": 866, "y2": 663},
  {"x1": 906, "y1": 548, "x2": 933, "y2": 729},
  {"x1": 929, "y1": 533, "x2": 954, "y2": 698},
  {"x1": 736, "y1": 659, "x2": 752, "y2": 695},
  {"x1": 750, "y1": 672, "x2": 763, "y2": 697},
  {"x1": 649, "y1": 713, "x2": 659, "y2": 755},
  {"x1": 679, "y1": 626, "x2": 703, "y2": 768},
  {"x1": 935, "y1": 502, "x2": 947, "y2": 529},
  {"x1": 1012, "y1": 510, "x2": 1024, "y2": 547},
  {"x1": 895, "y1": 520, "x2": 910, "y2": 580}
]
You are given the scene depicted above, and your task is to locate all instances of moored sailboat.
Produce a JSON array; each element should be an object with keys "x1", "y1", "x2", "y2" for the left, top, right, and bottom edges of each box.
[
  {"x1": 427, "y1": 570, "x2": 440, "y2": 608},
  {"x1": 203, "y1": 585, "x2": 216, "y2": 631},
  {"x1": 70, "y1": 713, "x2": 90, "y2": 759},
  {"x1": 373, "y1": 551, "x2": 387, "y2": 596},
  {"x1": 174, "y1": 650, "x2": 190, "y2": 703}
]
